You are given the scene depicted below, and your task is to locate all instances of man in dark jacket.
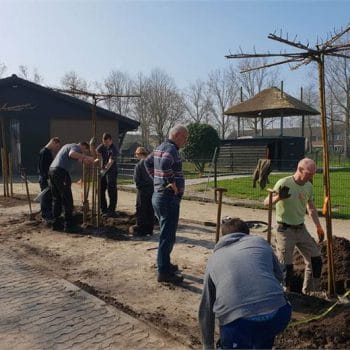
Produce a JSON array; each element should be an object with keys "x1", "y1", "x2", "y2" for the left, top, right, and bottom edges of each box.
[
  {"x1": 96, "y1": 133, "x2": 119, "y2": 217},
  {"x1": 199, "y1": 217, "x2": 291, "y2": 350},
  {"x1": 38, "y1": 137, "x2": 61, "y2": 223},
  {"x1": 129, "y1": 147, "x2": 154, "y2": 236}
]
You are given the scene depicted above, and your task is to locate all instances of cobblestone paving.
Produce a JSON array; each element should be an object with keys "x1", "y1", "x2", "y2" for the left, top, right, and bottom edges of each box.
[{"x1": 0, "y1": 248, "x2": 187, "y2": 350}]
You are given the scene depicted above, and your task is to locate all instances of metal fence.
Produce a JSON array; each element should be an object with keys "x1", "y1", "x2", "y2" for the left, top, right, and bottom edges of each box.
[{"x1": 116, "y1": 154, "x2": 350, "y2": 218}]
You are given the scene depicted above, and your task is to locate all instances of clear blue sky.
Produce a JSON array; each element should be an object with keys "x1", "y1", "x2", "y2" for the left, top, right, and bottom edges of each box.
[{"x1": 1, "y1": 0, "x2": 350, "y2": 96}]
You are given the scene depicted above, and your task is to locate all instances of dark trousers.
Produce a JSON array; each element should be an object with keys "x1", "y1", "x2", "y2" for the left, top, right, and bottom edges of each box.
[
  {"x1": 152, "y1": 192, "x2": 180, "y2": 274},
  {"x1": 49, "y1": 167, "x2": 73, "y2": 226},
  {"x1": 220, "y1": 303, "x2": 292, "y2": 349},
  {"x1": 135, "y1": 189, "x2": 154, "y2": 234},
  {"x1": 39, "y1": 177, "x2": 53, "y2": 221},
  {"x1": 101, "y1": 171, "x2": 117, "y2": 213}
]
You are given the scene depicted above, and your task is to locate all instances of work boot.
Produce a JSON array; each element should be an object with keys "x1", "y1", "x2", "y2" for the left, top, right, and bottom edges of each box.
[
  {"x1": 64, "y1": 225, "x2": 82, "y2": 234},
  {"x1": 52, "y1": 220, "x2": 64, "y2": 231},
  {"x1": 303, "y1": 277, "x2": 322, "y2": 295},
  {"x1": 104, "y1": 211, "x2": 119, "y2": 218},
  {"x1": 157, "y1": 272, "x2": 184, "y2": 284},
  {"x1": 169, "y1": 263, "x2": 179, "y2": 273}
]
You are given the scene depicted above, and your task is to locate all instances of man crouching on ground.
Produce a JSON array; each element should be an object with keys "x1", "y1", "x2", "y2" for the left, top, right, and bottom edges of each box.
[{"x1": 199, "y1": 217, "x2": 291, "y2": 350}]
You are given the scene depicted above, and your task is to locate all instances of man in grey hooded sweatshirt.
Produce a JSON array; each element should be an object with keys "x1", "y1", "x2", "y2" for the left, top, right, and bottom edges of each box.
[{"x1": 198, "y1": 218, "x2": 291, "y2": 350}]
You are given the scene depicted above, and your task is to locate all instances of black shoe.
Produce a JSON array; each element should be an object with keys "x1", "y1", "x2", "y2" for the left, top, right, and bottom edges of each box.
[
  {"x1": 105, "y1": 211, "x2": 119, "y2": 218},
  {"x1": 52, "y1": 221, "x2": 64, "y2": 231},
  {"x1": 43, "y1": 219, "x2": 54, "y2": 228},
  {"x1": 64, "y1": 225, "x2": 82, "y2": 233},
  {"x1": 169, "y1": 263, "x2": 179, "y2": 273},
  {"x1": 157, "y1": 272, "x2": 184, "y2": 284}
]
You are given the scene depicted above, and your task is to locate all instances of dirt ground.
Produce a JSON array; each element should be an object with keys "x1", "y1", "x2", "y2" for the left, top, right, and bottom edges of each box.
[{"x1": 0, "y1": 195, "x2": 349, "y2": 349}]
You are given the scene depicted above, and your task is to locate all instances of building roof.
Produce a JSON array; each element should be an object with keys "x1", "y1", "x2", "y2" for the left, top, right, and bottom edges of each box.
[
  {"x1": 0, "y1": 74, "x2": 139, "y2": 132},
  {"x1": 224, "y1": 87, "x2": 319, "y2": 118}
]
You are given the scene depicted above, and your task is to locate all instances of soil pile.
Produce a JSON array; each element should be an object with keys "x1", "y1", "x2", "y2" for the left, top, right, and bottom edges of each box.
[
  {"x1": 291, "y1": 236, "x2": 350, "y2": 294},
  {"x1": 276, "y1": 300, "x2": 350, "y2": 349},
  {"x1": 277, "y1": 236, "x2": 350, "y2": 349}
]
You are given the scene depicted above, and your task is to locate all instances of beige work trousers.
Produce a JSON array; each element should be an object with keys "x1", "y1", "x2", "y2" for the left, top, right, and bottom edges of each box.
[{"x1": 275, "y1": 224, "x2": 321, "y2": 294}]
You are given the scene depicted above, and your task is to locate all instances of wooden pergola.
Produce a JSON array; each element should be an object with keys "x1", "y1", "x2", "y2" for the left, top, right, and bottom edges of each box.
[{"x1": 224, "y1": 86, "x2": 319, "y2": 136}]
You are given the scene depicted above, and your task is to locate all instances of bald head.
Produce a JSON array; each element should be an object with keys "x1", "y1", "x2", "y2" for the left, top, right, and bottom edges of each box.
[
  {"x1": 298, "y1": 158, "x2": 316, "y2": 171},
  {"x1": 294, "y1": 157, "x2": 317, "y2": 184}
]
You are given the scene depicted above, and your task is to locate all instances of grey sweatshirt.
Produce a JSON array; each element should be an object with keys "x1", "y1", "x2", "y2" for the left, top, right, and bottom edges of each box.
[{"x1": 198, "y1": 233, "x2": 286, "y2": 350}]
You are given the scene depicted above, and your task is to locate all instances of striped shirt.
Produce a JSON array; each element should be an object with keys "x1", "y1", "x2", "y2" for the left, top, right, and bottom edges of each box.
[{"x1": 145, "y1": 139, "x2": 185, "y2": 197}]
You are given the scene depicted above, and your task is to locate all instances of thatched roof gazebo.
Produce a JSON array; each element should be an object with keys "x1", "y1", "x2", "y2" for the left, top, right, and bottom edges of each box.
[{"x1": 225, "y1": 87, "x2": 319, "y2": 136}]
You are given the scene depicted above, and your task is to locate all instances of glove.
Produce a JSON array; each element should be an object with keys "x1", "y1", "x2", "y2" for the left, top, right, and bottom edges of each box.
[
  {"x1": 317, "y1": 226, "x2": 325, "y2": 243},
  {"x1": 278, "y1": 185, "x2": 291, "y2": 199}
]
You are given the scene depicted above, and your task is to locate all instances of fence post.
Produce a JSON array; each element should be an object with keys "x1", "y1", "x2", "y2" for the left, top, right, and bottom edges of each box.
[
  {"x1": 213, "y1": 147, "x2": 218, "y2": 189},
  {"x1": 266, "y1": 188, "x2": 275, "y2": 245},
  {"x1": 215, "y1": 187, "x2": 227, "y2": 243}
]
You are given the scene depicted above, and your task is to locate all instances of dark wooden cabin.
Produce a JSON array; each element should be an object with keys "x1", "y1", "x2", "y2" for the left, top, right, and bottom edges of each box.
[{"x1": 0, "y1": 74, "x2": 139, "y2": 174}]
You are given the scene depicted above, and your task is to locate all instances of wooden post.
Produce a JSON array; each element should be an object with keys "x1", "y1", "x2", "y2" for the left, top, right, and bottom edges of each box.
[
  {"x1": 91, "y1": 163, "x2": 96, "y2": 226},
  {"x1": 92, "y1": 97, "x2": 97, "y2": 139},
  {"x1": 1, "y1": 148, "x2": 9, "y2": 197},
  {"x1": 82, "y1": 163, "x2": 89, "y2": 225},
  {"x1": 215, "y1": 187, "x2": 227, "y2": 243},
  {"x1": 96, "y1": 164, "x2": 101, "y2": 228},
  {"x1": 8, "y1": 152, "x2": 13, "y2": 197},
  {"x1": 318, "y1": 56, "x2": 336, "y2": 296},
  {"x1": 1, "y1": 148, "x2": 6, "y2": 196},
  {"x1": 21, "y1": 168, "x2": 32, "y2": 214},
  {"x1": 266, "y1": 189, "x2": 275, "y2": 245},
  {"x1": 301, "y1": 87, "x2": 305, "y2": 137}
]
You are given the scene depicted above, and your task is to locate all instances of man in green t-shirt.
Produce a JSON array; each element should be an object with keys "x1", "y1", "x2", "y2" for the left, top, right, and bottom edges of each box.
[{"x1": 264, "y1": 158, "x2": 325, "y2": 295}]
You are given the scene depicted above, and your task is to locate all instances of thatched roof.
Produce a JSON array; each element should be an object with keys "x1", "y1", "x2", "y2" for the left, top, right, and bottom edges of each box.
[{"x1": 224, "y1": 87, "x2": 319, "y2": 118}]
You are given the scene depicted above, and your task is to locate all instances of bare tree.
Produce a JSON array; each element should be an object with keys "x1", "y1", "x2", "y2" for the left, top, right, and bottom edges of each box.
[
  {"x1": 325, "y1": 39, "x2": 350, "y2": 156},
  {"x1": 235, "y1": 57, "x2": 280, "y2": 135},
  {"x1": 183, "y1": 79, "x2": 212, "y2": 123},
  {"x1": 132, "y1": 72, "x2": 153, "y2": 148},
  {"x1": 207, "y1": 66, "x2": 239, "y2": 139},
  {"x1": 101, "y1": 70, "x2": 135, "y2": 116},
  {"x1": 0, "y1": 62, "x2": 7, "y2": 77},
  {"x1": 302, "y1": 84, "x2": 320, "y2": 153},
  {"x1": 143, "y1": 69, "x2": 185, "y2": 144},
  {"x1": 61, "y1": 71, "x2": 89, "y2": 100},
  {"x1": 18, "y1": 65, "x2": 43, "y2": 83}
]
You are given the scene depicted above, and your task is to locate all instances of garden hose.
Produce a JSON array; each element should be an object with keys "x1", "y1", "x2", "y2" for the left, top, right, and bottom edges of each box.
[{"x1": 288, "y1": 289, "x2": 350, "y2": 327}]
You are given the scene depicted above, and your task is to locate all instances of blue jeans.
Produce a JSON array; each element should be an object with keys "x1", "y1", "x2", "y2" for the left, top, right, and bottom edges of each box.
[
  {"x1": 220, "y1": 303, "x2": 292, "y2": 349},
  {"x1": 152, "y1": 192, "x2": 180, "y2": 274}
]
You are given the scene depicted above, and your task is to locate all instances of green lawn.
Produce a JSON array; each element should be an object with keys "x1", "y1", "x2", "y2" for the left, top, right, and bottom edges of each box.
[{"x1": 192, "y1": 170, "x2": 350, "y2": 219}]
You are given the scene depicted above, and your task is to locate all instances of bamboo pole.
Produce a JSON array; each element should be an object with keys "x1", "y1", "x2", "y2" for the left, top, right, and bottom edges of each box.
[
  {"x1": 317, "y1": 56, "x2": 336, "y2": 296},
  {"x1": 82, "y1": 163, "x2": 89, "y2": 225},
  {"x1": 1, "y1": 148, "x2": 5, "y2": 196},
  {"x1": 1, "y1": 148, "x2": 9, "y2": 197},
  {"x1": 4, "y1": 151, "x2": 9, "y2": 197},
  {"x1": 96, "y1": 164, "x2": 101, "y2": 228},
  {"x1": 8, "y1": 152, "x2": 13, "y2": 197},
  {"x1": 0, "y1": 117, "x2": 8, "y2": 197},
  {"x1": 91, "y1": 163, "x2": 96, "y2": 226}
]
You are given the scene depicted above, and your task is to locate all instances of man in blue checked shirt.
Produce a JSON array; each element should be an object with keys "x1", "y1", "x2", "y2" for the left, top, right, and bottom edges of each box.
[{"x1": 145, "y1": 125, "x2": 188, "y2": 284}]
